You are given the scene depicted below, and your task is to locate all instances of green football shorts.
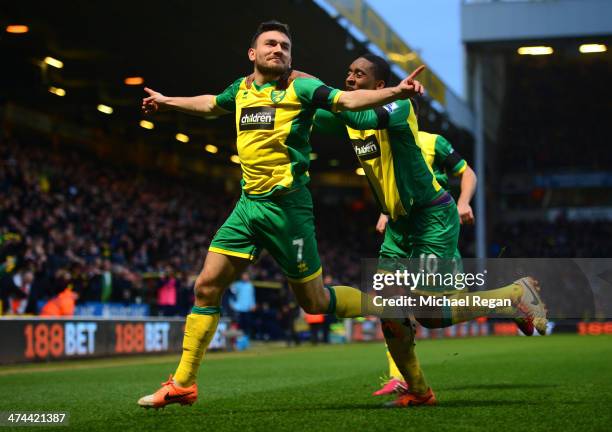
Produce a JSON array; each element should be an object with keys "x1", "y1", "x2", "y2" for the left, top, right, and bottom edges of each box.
[
  {"x1": 209, "y1": 187, "x2": 322, "y2": 283},
  {"x1": 380, "y1": 195, "x2": 460, "y2": 259},
  {"x1": 378, "y1": 194, "x2": 462, "y2": 293},
  {"x1": 376, "y1": 195, "x2": 462, "y2": 326}
]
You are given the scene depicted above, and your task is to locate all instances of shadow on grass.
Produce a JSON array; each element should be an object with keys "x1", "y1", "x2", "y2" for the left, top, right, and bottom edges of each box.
[
  {"x1": 442, "y1": 383, "x2": 558, "y2": 391},
  {"x1": 436, "y1": 399, "x2": 532, "y2": 408},
  {"x1": 167, "y1": 399, "x2": 533, "y2": 417}
]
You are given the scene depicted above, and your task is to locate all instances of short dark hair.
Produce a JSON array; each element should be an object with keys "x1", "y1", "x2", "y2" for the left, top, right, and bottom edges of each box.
[
  {"x1": 250, "y1": 20, "x2": 292, "y2": 47},
  {"x1": 359, "y1": 53, "x2": 391, "y2": 86}
]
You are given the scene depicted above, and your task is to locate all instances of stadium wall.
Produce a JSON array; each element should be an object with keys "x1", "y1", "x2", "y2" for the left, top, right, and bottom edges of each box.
[
  {"x1": 0, "y1": 317, "x2": 228, "y2": 365},
  {"x1": 462, "y1": 0, "x2": 612, "y2": 43}
]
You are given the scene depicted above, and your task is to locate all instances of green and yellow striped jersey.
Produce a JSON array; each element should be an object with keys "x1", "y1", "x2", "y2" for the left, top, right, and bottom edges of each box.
[
  {"x1": 313, "y1": 100, "x2": 443, "y2": 220},
  {"x1": 418, "y1": 131, "x2": 467, "y2": 191},
  {"x1": 215, "y1": 71, "x2": 343, "y2": 198}
]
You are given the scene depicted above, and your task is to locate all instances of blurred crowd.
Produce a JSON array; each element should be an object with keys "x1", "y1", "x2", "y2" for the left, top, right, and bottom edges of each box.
[
  {"x1": 0, "y1": 134, "x2": 224, "y2": 315},
  {"x1": 2, "y1": 134, "x2": 611, "y2": 320},
  {"x1": 0, "y1": 134, "x2": 377, "y2": 317},
  {"x1": 491, "y1": 219, "x2": 612, "y2": 258},
  {"x1": 501, "y1": 57, "x2": 611, "y2": 172}
]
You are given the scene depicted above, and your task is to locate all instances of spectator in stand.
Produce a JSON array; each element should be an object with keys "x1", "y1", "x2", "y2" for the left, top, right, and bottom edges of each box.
[
  {"x1": 40, "y1": 286, "x2": 78, "y2": 316},
  {"x1": 304, "y1": 311, "x2": 325, "y2": 345},
  {"x1": 278, "y1": 284, "x2": 301, "y2": 346},
  {"x1": 100, "y1": 260, "x2": 114, "y2": 302},
  {"x1": 229, "y1": 272, "x2": 256, "y2": 338},
  {"x1": 157, "y1": 266, "x2": 178, "y2": 316},
  {"x1": 7, "y1": 269, "x2": 34, "y2": 314}
]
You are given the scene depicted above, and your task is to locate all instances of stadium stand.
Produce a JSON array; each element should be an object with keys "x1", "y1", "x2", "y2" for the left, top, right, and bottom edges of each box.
[
  {"x1": 4, "y1": 128, "x2": 611, "y2": 321},
  {"x1": 0, "y1": 132, "x2": 381, "y2": 317}
]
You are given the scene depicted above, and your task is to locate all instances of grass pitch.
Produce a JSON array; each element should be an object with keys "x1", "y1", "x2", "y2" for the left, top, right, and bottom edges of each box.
[{"x1": 1, "y1": 335, "x2": 611, "y2": 431}]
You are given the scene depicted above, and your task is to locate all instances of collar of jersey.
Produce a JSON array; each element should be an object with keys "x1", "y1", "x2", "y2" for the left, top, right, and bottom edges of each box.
[{"x1": 251, "y1": 80, "x2": 277, "y2": 91}]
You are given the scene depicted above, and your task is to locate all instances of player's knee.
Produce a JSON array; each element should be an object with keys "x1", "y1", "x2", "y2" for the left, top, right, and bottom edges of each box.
[
  {"x1": 301, "y1": 302, "x2": 324, "y2": 315},
  {"x1": 299, "y1": 296, "x2": 328, "y2": 315},
  {"x1": 290, "y1": 278, "x2": 328, "y2": 314},
  {"x1": 194, "y1": 273, "x2": 223, "y2": 303}
]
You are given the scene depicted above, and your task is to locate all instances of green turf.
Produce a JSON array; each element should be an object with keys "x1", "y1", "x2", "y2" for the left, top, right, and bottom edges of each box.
[{"x1": 1, "y1": 335, "x2": 611, "y2": 431}]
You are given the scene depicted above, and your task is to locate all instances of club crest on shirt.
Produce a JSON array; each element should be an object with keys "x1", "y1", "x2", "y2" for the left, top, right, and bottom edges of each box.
[
  {"x1": 351, "y1": 135, "x2": 381, "y2": 160},
  {"x1": 270, "y1": 90, "x2": 286, "y2": 104}
]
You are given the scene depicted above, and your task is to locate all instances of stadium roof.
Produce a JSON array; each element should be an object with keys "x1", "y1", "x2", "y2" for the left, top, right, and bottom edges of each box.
[
  {"x1": 2, "y1": 0, "x2": 472, "y2": 178},
  {"x1": 462, "y1": 0, "x2": 612, "y2": 44}
]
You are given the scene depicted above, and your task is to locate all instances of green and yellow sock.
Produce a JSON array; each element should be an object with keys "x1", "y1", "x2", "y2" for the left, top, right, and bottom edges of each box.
[
  {"x1": 326, "y1": 285, "x2": 384, "y2": 318},
  {"x1": 448, "y1": 283, "x2": 522, "y2": 325},
  {"x1": 382, "y1": 318, "x2": 428, "y2": 394},
  {"x1": 386, "y1": 349, "x2": 403, "y2": 380},
  {"x1": 173, "y1": 306, "x2": 221, "y2": 387}
]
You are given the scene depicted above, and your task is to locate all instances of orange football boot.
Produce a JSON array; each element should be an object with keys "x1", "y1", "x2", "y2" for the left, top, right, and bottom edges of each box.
[
  {"x1": 385, "y1": 387, "x2": 437, "y2": 407},
  {"x1": 514, "y1": 277, "x2": 548, "y2": 335},
  {"x1": 373, "y1": 377, "x2": 409, "y2": 396},
  {"x1": 138, "y1": 375, "x2": 197, "y2": 409}
]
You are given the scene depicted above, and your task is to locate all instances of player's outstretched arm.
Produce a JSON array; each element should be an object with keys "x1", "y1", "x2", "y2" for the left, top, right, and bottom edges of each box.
[
  {"x1": 335, "y1": 66, "x2": 426, "y2": 111},
  {"x1": 457, "y1": 165, "x2": 477, "y2": 225},
  {"x1": 142, "y1": 87, "x2": 230, "y2": 118}
]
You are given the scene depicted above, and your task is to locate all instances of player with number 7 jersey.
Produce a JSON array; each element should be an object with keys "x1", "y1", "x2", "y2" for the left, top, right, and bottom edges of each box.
[{"x1": 137, "y1": 20, "x2": 428, "y2": 409}]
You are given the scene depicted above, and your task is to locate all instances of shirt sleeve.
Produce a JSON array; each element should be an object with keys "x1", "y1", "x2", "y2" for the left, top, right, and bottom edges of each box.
[
  {"x1": 293, "y1": 77, "x2": 343, "y2": 112},
  {"x1": 334, "y1": 109, "x2": 380, "y2": 130},
  {"x1": 434, "y1": 135, "x2": 467, "y2": 176},
  {"x1": 214, "y1": 78, "x2": 243, "y2": 112},
  {"x1": 312, "y1": 109, "x2": 348, "y2": 137},
  {"x1": 385, "y1": 99, "x2": 413, "y2": 129},
  {"x1": 332, "y1": 99, "x2": 412, "y2": 131}
]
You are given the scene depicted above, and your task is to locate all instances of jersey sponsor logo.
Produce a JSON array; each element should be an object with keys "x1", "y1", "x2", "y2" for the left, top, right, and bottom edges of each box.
[
  {"x1": 239, "y1": 107, "x2": 276, "y2": 130},
  {"x1": 270, "y1": 90, "x2": 286, "y2": 104},
  {"x1": 383, "y1": 102, "x2": 398, "y2": 113},
  {"x1": 351, "y1": 136, "x2": 381, "y2": 160}
]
